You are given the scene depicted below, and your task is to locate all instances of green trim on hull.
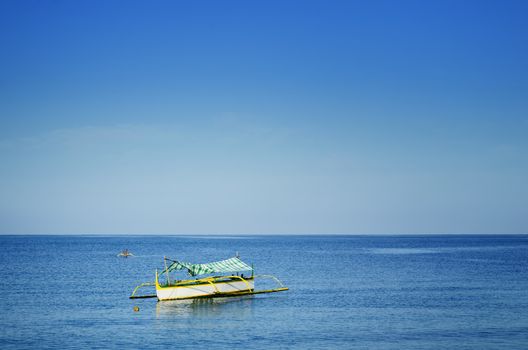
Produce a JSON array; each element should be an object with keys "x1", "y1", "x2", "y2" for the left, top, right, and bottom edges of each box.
[{"x1": 159, "y1": 276, "x2": 255, "y2": 289}]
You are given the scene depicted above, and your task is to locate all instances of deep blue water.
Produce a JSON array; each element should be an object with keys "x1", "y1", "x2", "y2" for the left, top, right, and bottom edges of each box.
[{"x1": 0, "y1": 235, "x2": 527, "y2": 349}]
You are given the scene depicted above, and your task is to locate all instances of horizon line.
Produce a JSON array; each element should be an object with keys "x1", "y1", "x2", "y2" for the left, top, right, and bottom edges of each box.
[{"x1": 0, "y1": 232, "x2": 526, "y2": 236}]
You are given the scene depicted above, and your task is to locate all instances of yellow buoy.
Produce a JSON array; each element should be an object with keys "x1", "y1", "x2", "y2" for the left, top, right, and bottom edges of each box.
[{"x1": 133, "y1": 306, "x2": 140, "y2": 312}]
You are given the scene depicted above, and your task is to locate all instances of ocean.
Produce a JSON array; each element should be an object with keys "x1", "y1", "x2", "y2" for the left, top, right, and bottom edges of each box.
[{"x1": 0, "y1": 235, "x2": 527, "y2": 349}]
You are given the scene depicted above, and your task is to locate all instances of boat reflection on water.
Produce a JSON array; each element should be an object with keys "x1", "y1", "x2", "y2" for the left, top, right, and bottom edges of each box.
[{"x1": 155, "y1": 295, "x2": 255, "y2": 318}]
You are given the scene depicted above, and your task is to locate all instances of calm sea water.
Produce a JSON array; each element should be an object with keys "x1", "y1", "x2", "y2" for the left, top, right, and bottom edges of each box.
[{"x1": 1, "y1": 235, "x2": 527, "y2": 349}]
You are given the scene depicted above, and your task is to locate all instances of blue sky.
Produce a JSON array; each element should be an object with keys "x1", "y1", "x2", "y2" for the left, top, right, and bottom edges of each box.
[{"x1": 0, "y1": 0, "x2": 527, "y2": 234}]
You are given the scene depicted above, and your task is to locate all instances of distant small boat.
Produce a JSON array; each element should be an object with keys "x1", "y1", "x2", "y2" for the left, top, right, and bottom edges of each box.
[{"x1": 117, "y1": 249, "x2": 134, "y2": 258}]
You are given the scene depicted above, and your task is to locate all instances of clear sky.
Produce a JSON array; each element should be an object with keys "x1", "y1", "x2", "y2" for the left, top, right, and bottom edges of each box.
[{"x1": 0, "y1": 0, "x2": 527, "y2": 234}]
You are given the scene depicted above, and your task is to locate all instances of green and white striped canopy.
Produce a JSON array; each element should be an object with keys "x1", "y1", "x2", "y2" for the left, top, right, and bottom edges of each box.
[{"x1": 165, "y1": 257, "x2": 253, "y2": 276}]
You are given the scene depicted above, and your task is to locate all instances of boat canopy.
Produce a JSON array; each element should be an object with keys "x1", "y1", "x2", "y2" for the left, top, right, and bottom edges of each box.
[{"x1": 164, "y1": 257, "x2": 253, "y2": 277}]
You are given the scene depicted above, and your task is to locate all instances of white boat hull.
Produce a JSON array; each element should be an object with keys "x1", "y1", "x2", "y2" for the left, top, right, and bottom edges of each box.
[{"x1": 156, "y1": 278, "x2": 254, "y2": 301}]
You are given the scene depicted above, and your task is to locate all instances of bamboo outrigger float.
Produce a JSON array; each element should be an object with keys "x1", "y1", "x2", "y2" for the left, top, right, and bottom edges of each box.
[{"x1": 130, "y1": 256, "x2": 288, "y2": 300}]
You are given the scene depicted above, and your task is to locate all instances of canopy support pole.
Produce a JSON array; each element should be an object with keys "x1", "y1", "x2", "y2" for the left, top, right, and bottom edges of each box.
[{"x1": 163, "y1": 256, "x2": 171, "y2": 286}]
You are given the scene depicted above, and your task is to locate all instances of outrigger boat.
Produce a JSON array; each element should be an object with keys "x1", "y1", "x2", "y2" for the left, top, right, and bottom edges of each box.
[
  {"x1": 130, "y1": 256, "x2": 288, "y2": 301},
  {"x1": 117, "y1": 249, "x2": 134, "y2": 258}
]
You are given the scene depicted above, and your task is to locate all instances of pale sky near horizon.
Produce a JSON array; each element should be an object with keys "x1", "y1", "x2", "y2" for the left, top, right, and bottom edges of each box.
[{"x1": 1, "y1": 1, "x2": 527, "y2": 234}]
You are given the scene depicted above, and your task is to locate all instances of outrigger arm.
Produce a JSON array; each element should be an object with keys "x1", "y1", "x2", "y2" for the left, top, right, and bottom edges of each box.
[{"x1": 129, "y1": 273, "x2": 288, "y2": 300}]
